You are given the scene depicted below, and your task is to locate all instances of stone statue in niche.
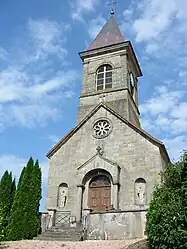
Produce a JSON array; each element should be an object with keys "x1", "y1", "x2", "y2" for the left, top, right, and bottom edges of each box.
[
  {"x1": 135, "y1": 179, "x2": 146, "y2": 205},
  {"x1": 58, "y1": 184, "x2": 68, "y2": 208}
]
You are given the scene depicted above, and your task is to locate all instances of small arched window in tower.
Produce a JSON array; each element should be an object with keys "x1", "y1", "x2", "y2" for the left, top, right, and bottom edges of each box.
[
  {"x1": 96, "y1": 64, "x2": 112, "y2": 91},
  {"x1": 135, "y1": 178, "x2": 146, "y2": 205},
  {"x1": 58, "y1": 183, "x2": 68, "y2": 208}
]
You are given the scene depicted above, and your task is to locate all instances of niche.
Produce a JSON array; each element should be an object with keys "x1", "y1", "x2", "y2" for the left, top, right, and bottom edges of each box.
[
  {"x1": 58, "y1": 183, "x2": 68, "y2": 208},
  {"x1": 135, "y1": 178, "x2": 146, "y2": 205}
]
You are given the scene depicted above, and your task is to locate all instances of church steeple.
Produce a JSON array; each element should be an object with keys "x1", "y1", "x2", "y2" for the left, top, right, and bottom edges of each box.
[
  {"x1": 78, "y1": 14, "x2": 142, "y2": 127},
  {"x1": 87, "y1": 16, "x2": 125, "y2": 51}
]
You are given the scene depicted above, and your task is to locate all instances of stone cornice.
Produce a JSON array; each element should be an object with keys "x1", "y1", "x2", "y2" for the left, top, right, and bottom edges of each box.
[
  {"x1": 80, "y1": 87, "x2": 140, "y2": 115},
  {"x1": 79, "y1": 41, "x2": 143, "y2": 77}
]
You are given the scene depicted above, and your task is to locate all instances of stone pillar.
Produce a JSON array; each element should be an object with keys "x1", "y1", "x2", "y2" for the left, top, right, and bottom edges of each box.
[
  {"x1": 47, "y1": 209, "x2": 56, "y2": 228},
  {"x1": 40, "y1": 212, "x2": 49, "y2": 232},
  {"x1": 113, "y1": 183, "x2": 119, "y2": 209},
  {"x1": 76, "y1": 184, "x2": 84, "y2": 223}
]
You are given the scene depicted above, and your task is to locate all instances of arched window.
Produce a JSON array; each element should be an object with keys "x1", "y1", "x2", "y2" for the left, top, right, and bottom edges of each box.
[
  {"x1": 135, "y1": 178, "x2": 146, "y2": 205},
  {"x1": 88, "y1": 175, "x2": 111, "y2": 212},
  {"x1": 96, "y1": 64, "x2": 112, "y2": 91},
  {"x1": 58, "y1": 183, "x2": 68, "y2": 208}
]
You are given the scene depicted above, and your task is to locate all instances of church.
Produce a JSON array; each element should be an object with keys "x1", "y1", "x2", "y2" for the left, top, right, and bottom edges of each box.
[{"x1": 44, "y1": 11, "x2": 170, "y2": 240}]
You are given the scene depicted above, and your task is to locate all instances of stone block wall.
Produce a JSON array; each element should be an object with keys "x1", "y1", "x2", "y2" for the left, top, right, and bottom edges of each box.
[
  {"x1": 46, "y1": 106, "x2": 166, "y2": 222},
  {"x1": 86, "y1": 210, "x2": 146, "y2": 240}
]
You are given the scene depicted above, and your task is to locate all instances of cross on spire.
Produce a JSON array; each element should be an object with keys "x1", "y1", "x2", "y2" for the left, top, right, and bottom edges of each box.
[{"x1": 107, "y1": 0, "x2": 118, "y2": 15}]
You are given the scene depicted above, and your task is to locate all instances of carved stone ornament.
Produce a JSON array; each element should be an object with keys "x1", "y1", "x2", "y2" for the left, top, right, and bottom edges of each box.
[
  {"x1": 96, "y1": 146, "x2": 104, "y2": 156},
  {"x1": 93, "y1": 119, "x2": 112, "y2": 139}
]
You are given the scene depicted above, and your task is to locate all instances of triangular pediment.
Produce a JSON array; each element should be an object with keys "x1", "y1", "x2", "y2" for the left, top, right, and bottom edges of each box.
[
  {"x1": 46, "y1": 103, "x2": 169, "y2": 162},
  {"x1": 77, "y1": 150, "x2": 121, "y2": 171}
]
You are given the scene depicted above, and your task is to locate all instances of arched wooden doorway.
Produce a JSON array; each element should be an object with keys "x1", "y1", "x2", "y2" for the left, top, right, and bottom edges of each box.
[{"x1": 88, "y1": 175, "x2": 111, "y2": 212}]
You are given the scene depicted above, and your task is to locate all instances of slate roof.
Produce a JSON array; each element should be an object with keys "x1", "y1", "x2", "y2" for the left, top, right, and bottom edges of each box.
[
  {"x1": 46, "y1": 103, "x2": 170, "y2": 162},
  {"x1": 87, "y1": 15, "x2": 125, "y2": 51}
]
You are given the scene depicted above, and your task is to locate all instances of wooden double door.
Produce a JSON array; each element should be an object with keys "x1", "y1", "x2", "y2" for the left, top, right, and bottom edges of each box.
[{"x1": 88, "y1": 175, "x2": 111, "y2": 212}]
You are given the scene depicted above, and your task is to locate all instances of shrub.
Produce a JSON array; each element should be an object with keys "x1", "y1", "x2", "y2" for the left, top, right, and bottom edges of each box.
[{"x1": 146, "y1": 153, "x2": 187, "y2": 249}]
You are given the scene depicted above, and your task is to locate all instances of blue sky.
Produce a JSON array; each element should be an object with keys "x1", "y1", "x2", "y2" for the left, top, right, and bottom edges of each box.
[{"x1": 0, "y1": 0, "x2": 187, "y2": 210}]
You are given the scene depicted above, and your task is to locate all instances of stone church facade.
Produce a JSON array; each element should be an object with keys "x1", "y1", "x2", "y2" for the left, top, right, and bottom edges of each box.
[{"x1": 45, "y1": 14, "x2": 170, "y2": 240}]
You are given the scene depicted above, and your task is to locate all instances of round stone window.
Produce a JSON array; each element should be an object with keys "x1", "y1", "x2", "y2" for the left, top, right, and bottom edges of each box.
[{"x1": 93, "y1": 119, "x2": 112, "y2": 139}]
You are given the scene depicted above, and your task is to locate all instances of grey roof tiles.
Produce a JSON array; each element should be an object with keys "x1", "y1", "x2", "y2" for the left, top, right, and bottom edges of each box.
[{"x1": 87, "y1": 16, "x2": 125, "y2": 51}]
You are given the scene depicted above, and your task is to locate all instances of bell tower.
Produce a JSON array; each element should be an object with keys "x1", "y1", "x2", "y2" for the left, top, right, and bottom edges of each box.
[{"x1": 78, "y1": 14, "x2": 142, "y2": 127}]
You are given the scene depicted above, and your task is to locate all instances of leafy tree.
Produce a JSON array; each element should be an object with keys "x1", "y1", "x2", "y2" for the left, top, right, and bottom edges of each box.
[
  {"x1": 180, "y1": 153, "x2": 187, "y2": 247},
  {"x1": 7, "y1": 157, "x2": 42, "y2": 241},
  {"x1": 146, "y1": 153, "x2": 187, "y2": 249},
  {"x1": 0, "y1": 171, "x2": 16, "y2": 240}
]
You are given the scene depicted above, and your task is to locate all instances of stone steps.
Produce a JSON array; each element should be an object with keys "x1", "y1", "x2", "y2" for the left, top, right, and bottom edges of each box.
[{"x1": 34, "y1": 226, "x2": 83, "y2": 241}]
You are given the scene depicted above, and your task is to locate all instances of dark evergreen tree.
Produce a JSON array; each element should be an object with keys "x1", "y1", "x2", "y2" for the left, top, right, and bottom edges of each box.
[
  {"x1": 10, "y1": 178, "x2": 16, "y2": 209},
  {"x1": 146, "y1": 154, "x2": 187, "y2": 249},
  {"x1": 7, "y1": 157, "x2": 34, "y2": 241},
  {"x1": 26, "y1": 159, "x2": 42, "y2": 238},
  {"x1": 7, "y1": 157, "x2": 42, "y2": 241},
  {"x1": 0, "y1": 171, "x2": 15, "y2": 240},
  {"x1": 0, "y1": 205, "x2": 3, "y2": 241}
]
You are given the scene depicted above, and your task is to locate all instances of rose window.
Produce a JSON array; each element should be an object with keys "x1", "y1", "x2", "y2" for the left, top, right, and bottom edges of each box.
[{"x1": 93, "y1": 119, "x2": 112, "y2": 138}]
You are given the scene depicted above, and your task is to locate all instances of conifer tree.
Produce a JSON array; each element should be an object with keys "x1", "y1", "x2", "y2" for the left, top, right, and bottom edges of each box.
[
  {"x1": 10, "y1": 178, "x2": 16, "y2": 209},
  {"x1": 7, "y1": 157, "x2": 42, "y2": 240},
  {"x1": 26, "y1": 159, "x2": 42, "y2": 238},
  {"x1": 0, "y1": 207, "x2": 3, "y2": 241},
  {"x1": 0, "y1": 171, "x2": 15, "y2": 240},
  {"x1": 7, "y1": 157, "x2": 34, "y2": 240}
]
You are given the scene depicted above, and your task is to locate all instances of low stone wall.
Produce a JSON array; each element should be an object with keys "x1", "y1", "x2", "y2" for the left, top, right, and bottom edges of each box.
[{"x1": 86, "y1": 210, "x2": 146, "y2": 240}]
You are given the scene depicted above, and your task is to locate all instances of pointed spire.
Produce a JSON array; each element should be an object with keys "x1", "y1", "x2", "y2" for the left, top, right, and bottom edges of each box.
[{"x1": 87, "y1": 15, "x2": 125, "y2": 51}]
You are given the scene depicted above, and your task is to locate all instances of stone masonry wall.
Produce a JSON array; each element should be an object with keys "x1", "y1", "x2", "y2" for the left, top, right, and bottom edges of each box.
[
  {"x1": 46, "y1": 106, "x2": 166, "y2": 220},
  {"x1": 81, "y1": 50, "x2": 128, "y2": 95},
  {"x1": 86, "y1": 211, "x2": 146, "y2": 240}
]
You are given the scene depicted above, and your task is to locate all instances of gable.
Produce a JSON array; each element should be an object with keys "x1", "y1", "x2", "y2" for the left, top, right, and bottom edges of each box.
[
  {"x1": 46, "y1": 103, "x2": 169, "y2": 163},
  {"x1": 77, "y1": 151, "x2": 121, "y2": 185}
]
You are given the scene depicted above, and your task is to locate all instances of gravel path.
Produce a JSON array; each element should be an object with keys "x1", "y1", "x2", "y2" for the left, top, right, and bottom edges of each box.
[{"x1": 1, "y1": 239, "x2": 142, "y2": 249}]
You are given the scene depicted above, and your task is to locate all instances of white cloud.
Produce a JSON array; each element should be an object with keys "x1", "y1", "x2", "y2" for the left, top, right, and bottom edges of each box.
[
  {"x1": 88, "y1": 15, "x2": 105, "y2": 39},
  {"x1": 140, "y1": 84, "x2": 187, "y2": 159},
  {"x1": 0, "y1": 154, "x2": 49, "y2": 210},
  {"x1": 70, "y1": 0, "x2": 100, "y2": 22},
  {"x1": 0, "y1": 155, "x2": 48, "y2": 182},
  {"x1": 48, "y1": 135, "x2": 60, "y2": 145},
  {"x1": 125, "y1": 1, "x2": 187, "y2": 160},
  {"x1": 0, "y1": 47, "x2": 8, "y2": 61},
  {"x1": 163, "y1": 136, "x2": 187, "y2": 161},
  {"x1": 0, "y1": 19, "x2": 78, "y2": 130},
  {"x1": 0, "y1": 155, "x2": 26, "y2": 180},
  {"x1": 132, "y1": 0, "x2": 184, "y2": 42},
  {"x1": 171, "y1": 103, "x2": 187, "y2": 120},
  {"x1": 123, "y1": 8, "x2": 133, "y2": 20},
  {"x1": 140, "y1": 86, "x2": 185, "y2": 116},
  {"x1": 28, "y1": 19, "x2": 70, "y2": 60}
]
